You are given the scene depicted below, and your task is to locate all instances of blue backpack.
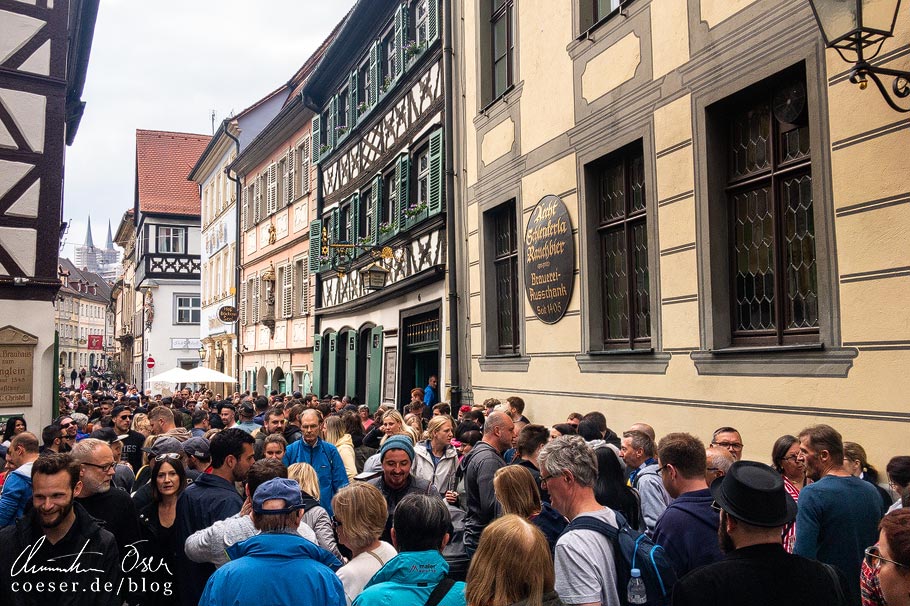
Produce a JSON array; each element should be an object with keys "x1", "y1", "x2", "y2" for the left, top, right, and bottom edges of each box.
[{"x1": 562, "y1": 511, "x2": 677, "y2": 606}]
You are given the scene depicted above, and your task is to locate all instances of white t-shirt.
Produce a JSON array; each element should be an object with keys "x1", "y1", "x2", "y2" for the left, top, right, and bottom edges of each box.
[
  {"x1": 336, "y1": 540, "x2": 398, "y2": 605},
  {"x1": 554, "y1": 507, "x2": 621, "y2": 606}
]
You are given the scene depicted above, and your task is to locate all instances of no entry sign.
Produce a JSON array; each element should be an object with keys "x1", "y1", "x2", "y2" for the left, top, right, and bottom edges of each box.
[{"x1": 146, "y1": 357, "x2": 156, "y2": 369}]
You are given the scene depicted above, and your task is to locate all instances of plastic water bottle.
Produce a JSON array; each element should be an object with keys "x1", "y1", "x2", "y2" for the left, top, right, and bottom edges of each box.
[{"x1": 627, "y1": 568, "x2": 647, "y2": 604}]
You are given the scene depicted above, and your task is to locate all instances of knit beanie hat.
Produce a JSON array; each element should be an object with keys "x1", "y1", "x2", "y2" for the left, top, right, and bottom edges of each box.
[{"x1": 380, "y1": 434, "x2": 415, "y2": 462}]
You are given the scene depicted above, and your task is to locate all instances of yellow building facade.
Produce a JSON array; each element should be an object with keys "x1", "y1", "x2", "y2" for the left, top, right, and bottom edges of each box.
[{"x1": 452, "y1": 0, "x2": 910, "y2": 467}]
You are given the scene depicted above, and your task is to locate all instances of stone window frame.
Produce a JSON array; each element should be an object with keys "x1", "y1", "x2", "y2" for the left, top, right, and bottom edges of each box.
[
  {"x1": 475, "y1": 0, "x2": 521, "y2": 114},
  {"x1": 574, "y1": 123, "x2": 670, "y2": 375},
  {"x1": 478, "y1": 188, "x2": 531, "y2": 372},
  {"x1": 691, "y1": 49, "x2": 856, "y2": 378}
]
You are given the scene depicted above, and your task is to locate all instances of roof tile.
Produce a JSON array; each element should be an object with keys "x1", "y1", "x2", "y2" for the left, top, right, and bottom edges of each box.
[{"x1": 135, "y1": 129, "x2": 211, "y2": 216}]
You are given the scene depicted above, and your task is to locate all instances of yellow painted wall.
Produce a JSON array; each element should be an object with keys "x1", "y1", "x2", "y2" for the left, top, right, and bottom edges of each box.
[{"x1": 457, "y1": 0, "x2": 910, "y2": 471}]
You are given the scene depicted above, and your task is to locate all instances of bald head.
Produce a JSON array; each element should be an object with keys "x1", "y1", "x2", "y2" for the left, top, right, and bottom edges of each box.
[
  {"x1": 629, "y1": 422, "x2": 655, "y2": 441},
  {"x1": 482, "y1": 411, "x2": 515, "y2": 453},
  {"x1": 705, "y1": 446, "x2": 735, "y2": 486}
]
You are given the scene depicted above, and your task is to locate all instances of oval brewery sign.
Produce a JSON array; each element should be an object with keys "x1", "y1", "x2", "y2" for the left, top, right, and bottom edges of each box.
[
  {"x1": 524, "y1": 195, "x2": 575, "y2": 324},
  {"x1": 218, "y1": 306, "x2": 239, "y2": 323}
]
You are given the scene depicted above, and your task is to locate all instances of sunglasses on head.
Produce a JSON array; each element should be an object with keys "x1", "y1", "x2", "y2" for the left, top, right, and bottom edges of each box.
[{"x1": 155, "y1": 452, "x2": 182, "y2": 462}]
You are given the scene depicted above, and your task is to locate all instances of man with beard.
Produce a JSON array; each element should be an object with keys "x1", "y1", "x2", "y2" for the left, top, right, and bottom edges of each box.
[
  {"x1": 672, "y1": 461, "x2": 850, "y2": 606},
  {"x1": 111, "y1": 404, "x2": 143, "y2": 471},
  {"x1": 366, "y1": 435, "x2": 439, "y2": 542},
  {"x1": 176, "y1": 428, "x2": 255, "y2": 606},
  {"x1": 253, "y1": 408, "x2": 287, "y2": 459},
  {"x1": 0, "y1": 453, "x2": 120, "y2": 606},
  {"x1": 793, "y1": 424, "x2": 884, "y2": 604},
  {"x1": 39, "y1": 424, "x2": 70, "y2": 455},
  {"x1": 71, "y1": 438, "x2": 141, "y2": 556}
]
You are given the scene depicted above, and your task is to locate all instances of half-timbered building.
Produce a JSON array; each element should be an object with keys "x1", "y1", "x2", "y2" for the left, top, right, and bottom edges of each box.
[
  {"x1": 133, "y1": 129, "x2": 209, "y2": 390},
  {"x1": 0, "y1": 0, "x2": 98, "y2": 427},
  {"x1": 305, "y1": 0, "x2": 447, "y2": 408}
]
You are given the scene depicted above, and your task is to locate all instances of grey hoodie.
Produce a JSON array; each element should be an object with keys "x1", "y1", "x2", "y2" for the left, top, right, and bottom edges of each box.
[{"x1": 184, "y1": 510, "x2": 317, "y2": 567}]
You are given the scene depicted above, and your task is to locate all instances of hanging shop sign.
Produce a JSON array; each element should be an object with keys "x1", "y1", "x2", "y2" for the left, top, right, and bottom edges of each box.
[{"x1": 523, "y1": 194, "x2": 575, "y2": 324}]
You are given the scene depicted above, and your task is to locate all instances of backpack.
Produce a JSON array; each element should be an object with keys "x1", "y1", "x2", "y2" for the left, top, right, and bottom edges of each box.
[{"x1": 562, "y1": 511, "x2": 677, "y2": 606}]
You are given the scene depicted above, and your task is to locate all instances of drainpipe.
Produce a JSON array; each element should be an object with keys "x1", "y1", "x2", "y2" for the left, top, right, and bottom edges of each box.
[
  {"x1": 442, "y1": 0, "x2": 461, "y2": 409},
  {"x1": 302, "y1": 94, "x2": 324, "y2": 395},
  {"x1": 224, "y1": 122, "x2": 242, "y2": 390}
]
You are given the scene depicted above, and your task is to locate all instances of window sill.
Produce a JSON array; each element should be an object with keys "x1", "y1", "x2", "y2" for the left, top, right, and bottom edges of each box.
[
  {"x1": 478, "y1": 355, "x2": 530, "y2": 372},
  {"x1": 691, "y1": 345, "x2": 858, "y2": 378},
  {"x1": 474, "y1": 81, "x2": 524, "y2": 130},
  {"x1": 576, "y1": 350, "x2": 670, "y2": 375}
]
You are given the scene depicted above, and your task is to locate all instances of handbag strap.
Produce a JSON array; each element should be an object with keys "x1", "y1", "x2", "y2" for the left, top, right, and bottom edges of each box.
[{"x1": 425, "y1": 577, "x2": 455, "y2": 606}]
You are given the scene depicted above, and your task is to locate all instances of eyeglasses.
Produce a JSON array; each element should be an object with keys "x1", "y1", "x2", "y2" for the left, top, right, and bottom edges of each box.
[
  {"x1": 155, "y1": 452, "x2": 182, "y2": 462},
  {"x1": 865, "y1": 545, "x2": 909, "y2": 571},
  {"x1": 118, "y1": 415, "x2": 132, "y2": 420},
  {"x1": 657, "y1": 465, "x2": 670, "y2": 474},
  {"x1": 710, "y1": 500, "x2": 723, "y2": 513},
  {"x1": 82, "y1": 461, "x2": 116, "y2": 473},
  {"x1": 59, "y1": 422, "x2": 74, "y2": 429},
  {"x1": 781, "y1": 455, "x2": 800, "y2": 463},
  {"x1": 712, "y1": 442, "x2": 744, "y2": 450},
  {"x1": 332, "y1": 518, "x2": 343, "y2": 530}
]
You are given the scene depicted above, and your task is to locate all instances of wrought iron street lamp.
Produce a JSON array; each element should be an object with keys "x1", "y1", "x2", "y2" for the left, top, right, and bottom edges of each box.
[
  {"x1": 808, "y1": 0, "x2": 910, "y2": 111},
  {"x1": 198, "y1": 345, "x2": 206, "y2": 361},
  {"x1": 359, "y1": 262, "x2": 391, "y2": 291}
]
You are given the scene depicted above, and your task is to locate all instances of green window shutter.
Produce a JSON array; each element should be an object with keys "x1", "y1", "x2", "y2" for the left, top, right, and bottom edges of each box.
[
  {"x1": 349, "y1": 71, "x2": 359, "y2": 125},
  {"x1": 327, "y1": 97, "x2": 337, "y2": 151},
  {"x1": 330, "y1": 208, "x2": 340, "y2": 264},
  {"x1": 395, "y1": 4, "x2": 408, "y2": 77},
  {"x1": 397, "y1": 154, "x2": 410, "y2": 228},
  {"x1": 368, "y1": 325, "x2": 384, "y2": 410},
  {"x1": 371, "y1": 174, "x2": 382, "y2": 243},
  {"x1": 428, "y1": 0, "x2": 439, "y2": 43},
  {"x1": 369, "y1": 42, "x2": 380, "y2": 104},
  {"x1": 311, "y1": 115, "x2": 321, "y2": 163},
  {"x1": 308, "y1": 219, "x2": 323, "y2": 272},
  {"x1": 428, "y1": 128, "x2": 444, "y2": 216},
  {"x1": 327, "y1": 332, "x2": 338, "y2": 395},
  {"x1": 345, "y1": 330, "x2": 358, "y2": 398},
  {"x1": 351, "y1": 193, "x2": 361, "y2": 243},
  {"x1": 312, "y1": 335, "x2": 323, "y2": 396}
]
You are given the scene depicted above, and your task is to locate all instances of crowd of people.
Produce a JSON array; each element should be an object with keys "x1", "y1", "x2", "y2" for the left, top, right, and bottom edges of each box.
[{"x1": 0, "y1": 383, "x2": 908, "y2": 606}]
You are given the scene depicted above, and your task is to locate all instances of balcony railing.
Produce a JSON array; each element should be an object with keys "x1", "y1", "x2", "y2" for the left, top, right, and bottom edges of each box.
[{"x1": 136, "y1": 253, "x2": 201, "y2": 285}]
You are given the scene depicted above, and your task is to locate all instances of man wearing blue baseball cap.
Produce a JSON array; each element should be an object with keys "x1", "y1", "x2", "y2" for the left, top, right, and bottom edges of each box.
[{"x1": 199, "y1": 477, "x2": 345, "y2": 606}]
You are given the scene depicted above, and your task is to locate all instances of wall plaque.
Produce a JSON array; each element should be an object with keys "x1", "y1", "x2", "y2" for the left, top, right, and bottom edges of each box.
[
  {"x1": 383, "y1": 346, "x2": 397, "y2": 403},
  {"x1": 524, "y1": 195, "x2": 575, "y2": 324},
  {"x1": 0, "y1": 326, "x2": 38, "y2": 407}
]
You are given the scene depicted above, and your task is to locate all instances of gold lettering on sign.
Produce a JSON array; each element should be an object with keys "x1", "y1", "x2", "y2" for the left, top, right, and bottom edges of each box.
[
  {"x1": 523, "y1": 196, "x2": 575, "y2": 325},
  {"x1": 0, "y1": 326, "x2": 38, "y2": 407}
]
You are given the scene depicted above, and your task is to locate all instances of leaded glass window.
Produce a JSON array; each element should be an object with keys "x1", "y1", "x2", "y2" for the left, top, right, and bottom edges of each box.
[
  {"x1": 595, "y1": 143, "x2": 650, "y2": 349},
  {"x1": 491, "y1": 201, "x2": 519, "y2": 354},
  {"x1": 727, "y1": 78, "x2": 817, "y2": 345}
]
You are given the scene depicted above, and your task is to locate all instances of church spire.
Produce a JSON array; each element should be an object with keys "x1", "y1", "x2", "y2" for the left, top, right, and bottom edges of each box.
[
  {"x1": 105, "y1": 219, "x2": 114, "y2": 250},
  {"x1": 84, "y1": 216, "x2": 95, "y2": 248}
]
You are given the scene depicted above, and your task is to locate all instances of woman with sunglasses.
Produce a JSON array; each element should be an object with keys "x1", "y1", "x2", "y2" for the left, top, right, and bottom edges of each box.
[
  {"x1": 771, "y1": 434, "x2": 806, "y2": 553},
  {"x1": 137, "y1": 452, "x2": 187, "y2": 606}
]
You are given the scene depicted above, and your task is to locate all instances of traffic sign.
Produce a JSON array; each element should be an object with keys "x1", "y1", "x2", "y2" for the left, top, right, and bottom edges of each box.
[{"x1": 147, "y1": 357, "x2": 156, "y2": 369}]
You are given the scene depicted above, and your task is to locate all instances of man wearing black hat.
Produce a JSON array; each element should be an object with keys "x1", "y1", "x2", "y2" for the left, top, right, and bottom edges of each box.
[
  {"x1": 89, "y1": 427, "x2": 134, "y2": 490},
  {"x1": 672, "y1": 461, "x2": 850, "y2": 606},
  {"x1": 235, "y1": 401, "x2": 261, "y2": 434}
]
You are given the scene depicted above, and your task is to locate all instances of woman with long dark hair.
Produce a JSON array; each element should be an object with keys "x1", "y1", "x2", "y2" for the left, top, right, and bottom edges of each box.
[
  {"x1": 137, "y1": 452, "x2": 187, "y2": 605},
  {"x1": 592, "y1": 445, "x2": 642, "y2": 531},
  {"x1": 1, "y1": 416, "x2": 26, "y2": 448}
]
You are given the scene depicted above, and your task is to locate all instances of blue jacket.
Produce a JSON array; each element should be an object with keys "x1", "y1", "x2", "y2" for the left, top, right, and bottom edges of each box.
[
  {"x1": 354, "y1": 550, "x2": 465, "y2": 606},
  {"x1": 0, "y1": 461, "x2": 33, "y2": 526},
  {"x1": 283, "y1": 437, "x2": 349, "y2": 516},
  {"x1": 651, "y1": 487, "x2": 723, "y2": 577},
  {"x1": 199, "y1": 533, "x2": 345, "y2": 606}
]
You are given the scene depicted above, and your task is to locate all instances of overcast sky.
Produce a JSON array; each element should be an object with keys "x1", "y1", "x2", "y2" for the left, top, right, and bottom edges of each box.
[{"x1": 61, "y1": 0, "x2": 355, "y2": 258}]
